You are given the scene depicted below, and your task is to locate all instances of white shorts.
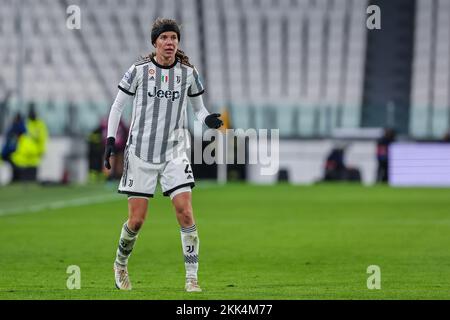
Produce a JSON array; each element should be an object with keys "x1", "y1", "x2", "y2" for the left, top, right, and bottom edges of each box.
[{"x1": 118, "y1": 146, "x2": 195, "y2": 198}]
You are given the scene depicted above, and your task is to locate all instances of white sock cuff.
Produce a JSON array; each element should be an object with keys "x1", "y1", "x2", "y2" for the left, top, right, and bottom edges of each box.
[
  {"x1": 123, "y1": 221, "x2": 138, "y2": 238},
  {"x1": 181, "y1": 224, "x2": 197, "y2": 234}
]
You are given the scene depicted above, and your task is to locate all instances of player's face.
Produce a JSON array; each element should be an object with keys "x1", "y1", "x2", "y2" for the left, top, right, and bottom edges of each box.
[{"x1": 155, "y1": 31, "x2": 179, "y2": 61}]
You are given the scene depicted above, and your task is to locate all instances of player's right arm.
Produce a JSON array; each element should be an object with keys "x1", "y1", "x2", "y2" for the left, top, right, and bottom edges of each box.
[{"x1": 104, "y1": 64, "x2": 138, "y2": 169}]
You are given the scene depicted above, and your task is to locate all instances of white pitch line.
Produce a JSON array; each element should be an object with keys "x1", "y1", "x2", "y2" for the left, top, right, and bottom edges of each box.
[
  {"x1": 0, "y1": 194, "x2": 122, "y2": 217},
  {"x1": 0, "y1": 183, "x2": 225, "y2": 217}
]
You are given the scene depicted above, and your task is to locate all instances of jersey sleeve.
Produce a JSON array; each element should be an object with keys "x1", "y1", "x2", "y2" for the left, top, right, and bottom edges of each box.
[
  {"x1": 118, "y1": 64, "x2": 138, "y2": 96},
  {"x1": 187, "y1": 67, "x2": 205, "y2": 97}
]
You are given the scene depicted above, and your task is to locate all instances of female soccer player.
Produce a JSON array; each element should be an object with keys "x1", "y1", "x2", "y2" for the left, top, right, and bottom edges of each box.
[{"x1": 104, "y1": 18, "x2": 223, "y2": 292}]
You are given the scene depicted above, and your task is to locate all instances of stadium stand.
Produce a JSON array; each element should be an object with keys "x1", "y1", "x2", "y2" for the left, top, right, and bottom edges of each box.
[
  {"x1": 410, "y1": 0, "x2": 450, "y2": 138},
  {"x1": 1, "y1": 0, "x2": 449, "y2": 138},
  {"x1": 1, "y1": 0, "x2": 369, "y2": 137}
]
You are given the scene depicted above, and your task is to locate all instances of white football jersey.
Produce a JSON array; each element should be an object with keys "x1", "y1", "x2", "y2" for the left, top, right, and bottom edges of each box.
[{"x1": 118, "y1": 56, "x2": 204, "y2": 163}]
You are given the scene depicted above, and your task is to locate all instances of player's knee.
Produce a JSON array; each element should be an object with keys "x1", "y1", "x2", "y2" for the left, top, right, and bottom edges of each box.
[
  {"x1": 176, "y1": 207, "x2": 193, "y2": 226},
  {"x1": 128, "y1": 206, "x2": 146, "y2": 231},
  {"x1": 128, "y1": 199, "x2": 147, "y2": 229},
  {"x1": 128, "y1": 217, "x2": 145, "y2": 231}
]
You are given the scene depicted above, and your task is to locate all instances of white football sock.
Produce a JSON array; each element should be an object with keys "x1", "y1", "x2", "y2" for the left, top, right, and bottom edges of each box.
[
  {"x1": 115, "y1": 221, "x2": 138, "y2": 266},
  {"x1": 180, "y1": 224, "x2": 199, "y2": 280}
]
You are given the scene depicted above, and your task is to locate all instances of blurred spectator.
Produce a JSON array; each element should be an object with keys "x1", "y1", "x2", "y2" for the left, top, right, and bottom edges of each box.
[
  {"x1": 376, "y1": 128, "x2": 396, "y2": 183},
  {"x1": 1, "y1": 112, "x2": 26, "y2": 181},
  {"x1": 87, "y1": 125, "x2": 104, "y2": 182},
  {"x1": 1, "y1": 112, "x2": 26, "y2": 162},
  {"x1": 323, "y1": 144, "x2": 361, "y2": 182},
  {"x1": 100, "y1": 117, "x2": 128, "y2": 180},
  {"x1": 10, "y1": 103, "x2": 48, "y2": 182},
  {"x1": 443, "y1": 131, "x2": 450, "y2": 142}
]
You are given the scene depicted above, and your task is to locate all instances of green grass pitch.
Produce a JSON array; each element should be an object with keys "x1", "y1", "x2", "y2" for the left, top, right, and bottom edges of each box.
[{"x1": 0, "y1": 182, "x2": 449, "y2": 299}]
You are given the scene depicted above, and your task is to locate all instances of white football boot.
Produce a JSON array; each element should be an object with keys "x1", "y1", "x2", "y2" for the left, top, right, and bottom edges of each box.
[
  {"x1": 185, "y1": 278, "x2": 202, "y2": 292},
  {"x1": 114, "y1": 262, "x2": 132, "y2": 290}
]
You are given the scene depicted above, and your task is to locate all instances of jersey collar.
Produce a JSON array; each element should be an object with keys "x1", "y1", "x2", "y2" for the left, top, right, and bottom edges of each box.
[{"x1": 151, "y1": 56, "x2": 178, "y2": 69}]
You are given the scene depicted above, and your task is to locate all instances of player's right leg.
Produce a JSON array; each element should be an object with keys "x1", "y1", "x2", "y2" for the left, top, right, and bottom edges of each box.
[
  {"x1": 114, "y1": 146, "x2": 158, "y2": 290},
  {"x1": 114, "y1": 197, "x2": 148, "y2": 290}
]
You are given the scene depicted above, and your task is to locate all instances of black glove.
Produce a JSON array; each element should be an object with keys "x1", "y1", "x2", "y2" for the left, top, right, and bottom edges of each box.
[
  {"x1": 104, "y1": 137, "x2": 116, "y2": 170},
  {"x1": 205, "y1": 113, "x2": 223, "y2": 129}
]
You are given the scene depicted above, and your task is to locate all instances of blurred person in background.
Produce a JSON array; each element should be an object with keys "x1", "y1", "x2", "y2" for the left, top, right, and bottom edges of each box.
[
  {"x1": 323, "y1": 146, "x2": 347, "y2": 181},
  {"x1": 323, "y1": 143, "x2": 361, "y2": 182},
  {"x1": 1, "y1": 112, "x2": 26, "y2": 181},
  {"x1": 104, "y1": 18, "x2": 223, "y2": 292},
  {"x1": 100, "y1": 116, "x2": 128, "y2": 180},
  {"x1": 10, "y1": 103, "x2": 48, "y2": 182},
  {"x1": 443, "y1": 130, "x2": 450, "y2": 142},
  {"x1": 376, "y1": 127, "x2": 396, "y2": 183},
  {"x1": 88, "y1": 117, "x2": 128, "y2": 183},
  {"x1": 87, "y1": 124, "x2": 104, "y2": 182}
]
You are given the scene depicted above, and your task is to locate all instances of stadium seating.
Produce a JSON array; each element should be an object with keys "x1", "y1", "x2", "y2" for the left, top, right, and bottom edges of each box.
[
  {"x1": 1, "y1": 0, "x2": 374, "y2": 137},
  {"x1": 410, "y1": 0, "x2": 450, "y2": 138}
]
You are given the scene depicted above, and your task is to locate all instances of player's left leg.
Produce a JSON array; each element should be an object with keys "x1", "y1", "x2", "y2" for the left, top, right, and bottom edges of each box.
[
  {"x1": 171, "y1": 191, "x2": 202, "y2": 292},
  {"x1": 160, "y1": 155, "x2": 201, "y2": 292}
]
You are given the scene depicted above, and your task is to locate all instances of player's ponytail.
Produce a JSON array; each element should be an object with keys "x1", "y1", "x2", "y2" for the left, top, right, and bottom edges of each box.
[{"x1": 175, "y1": 49, "x2": 194, "y2": 68}]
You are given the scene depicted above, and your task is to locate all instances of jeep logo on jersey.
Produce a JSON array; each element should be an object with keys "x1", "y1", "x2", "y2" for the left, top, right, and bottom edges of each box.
[{"x1": 148, "y1": 87, "x2": 180, "y2": 101}]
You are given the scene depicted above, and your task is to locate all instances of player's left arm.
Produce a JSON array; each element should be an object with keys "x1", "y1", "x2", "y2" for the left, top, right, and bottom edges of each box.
[
  {"x1": 189, "y1": 94, "x2": 222, "y2": 129},
  {"x1": 188, "y1": 67, "x2": 223, "y2": 129}
]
